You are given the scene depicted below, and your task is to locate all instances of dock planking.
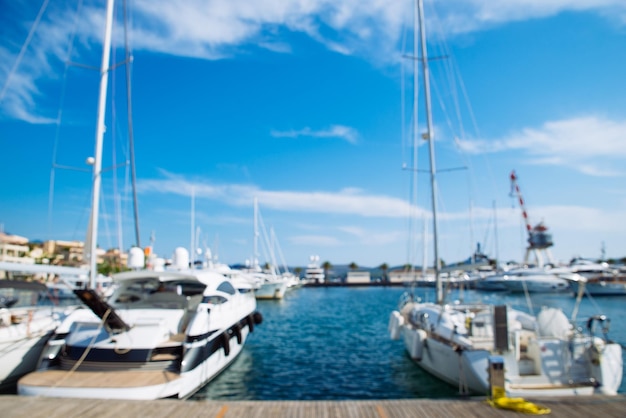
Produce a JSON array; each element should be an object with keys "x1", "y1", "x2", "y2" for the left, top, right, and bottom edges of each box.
[{"x1": 1, "y1": 395, "x2": 625, "y2": 418}]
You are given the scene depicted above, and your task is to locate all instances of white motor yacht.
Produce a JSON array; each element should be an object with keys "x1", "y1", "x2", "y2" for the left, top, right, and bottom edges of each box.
[
  {"x1": 18, "y1": 253, "x2": 262, "y2": 400},
  {"x1": 304, "y1": 255, "x2": 325, "y2": 284},
  {"x1": 498, "y1": 267, "x2": 572, "y2": 293}
]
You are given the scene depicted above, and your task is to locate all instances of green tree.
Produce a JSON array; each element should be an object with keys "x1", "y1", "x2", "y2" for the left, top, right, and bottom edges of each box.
[
  {"x1": 379, "y1": 262, "x2": 389, "y2": 282},
  {"x1": 349, "y1": 262, "x2": 358, "y2": 271},
  {"x1": 322, "y1": 261, "x2": 332, "y2": 281}
]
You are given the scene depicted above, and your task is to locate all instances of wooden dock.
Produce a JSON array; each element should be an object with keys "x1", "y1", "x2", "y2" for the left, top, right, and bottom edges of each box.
[{"x1": 1, "y1": 395, "x2": 625, "y2": 418}]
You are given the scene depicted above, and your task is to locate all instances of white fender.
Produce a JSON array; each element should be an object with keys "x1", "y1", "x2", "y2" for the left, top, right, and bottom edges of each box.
[
  {"x1": 388, "y1": 310, "x2": 404, "y2": 340},
  {"x1": 590, "y1": 340, "x2": 623, "y2": 395},
  {"x1": 403, "y1": 327, "x2": 428, "y2": 360}
]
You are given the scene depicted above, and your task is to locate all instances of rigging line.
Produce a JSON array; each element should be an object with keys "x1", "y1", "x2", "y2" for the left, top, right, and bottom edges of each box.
[
  {"x1": 522, "y1": 278, "x2": 534, "y2": 315},
  {"x1": 400, "y1": 6, "x2": 415, "y2": 269},
  {"x1": 111, "y1": 46, "x2": 124, "y2": 255},
  {"x1": 123, "y1": 0, "x2": 141, "y2": 248},
  {"x1": 427, "y1": 13, "x2": 487, "y2": 261},
  {"x1": 429, "y1": 2, "x2": 492, "y2": 228},
  {"x1": 0, "y1": 0, "x2": 50, "y2": 102},
  {"x1": 401, "y1": 16, "x2": 417, "y2": 269},
  {"x1": 48, "y1": 0, "x2": 85, "y2": 240},
  {"x1": 409, "y1": 0, "x2": 422, "y2": 270},
  {"x1": 257, "y1": 208, "x2": 278, "y2": 275},
  {"x1": 400, "y1": 11, "x2": 407, "y2": 167},
  {"x1": 100, "y1": 176, "x2": 113, "y2": 251}
]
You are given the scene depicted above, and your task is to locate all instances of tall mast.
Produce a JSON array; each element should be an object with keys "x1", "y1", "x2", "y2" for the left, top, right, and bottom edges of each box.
[
  {"x1": 416, "y1": 0, "x2": 442, "y2": 303},
  {"x1": 86, "y1": 0, "x2": 115, "y2": 289}
]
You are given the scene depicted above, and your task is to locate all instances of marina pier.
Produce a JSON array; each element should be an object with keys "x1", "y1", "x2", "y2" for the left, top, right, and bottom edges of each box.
[{"x1": 1, "y1": 395, "x2": 625, "y2": 418}]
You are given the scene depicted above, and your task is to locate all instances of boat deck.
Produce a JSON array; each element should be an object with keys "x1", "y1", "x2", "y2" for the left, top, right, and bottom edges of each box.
[
  {"x1": 18, "y1": 370, "x2": 180, "y2": 388},
  {"x1": 1, "y1": 395, "x2": 625, "y2": 418}
]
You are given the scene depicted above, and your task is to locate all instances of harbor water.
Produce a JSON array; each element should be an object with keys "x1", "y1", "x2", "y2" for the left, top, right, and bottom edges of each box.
[{"x1": 191, "y1": 286, "x2": 626, "y2": 400}]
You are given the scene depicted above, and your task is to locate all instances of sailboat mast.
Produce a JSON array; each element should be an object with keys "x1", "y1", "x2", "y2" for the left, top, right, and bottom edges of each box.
[
  {"x1": 416, "y1": 0, "x2": 442, "y2": 303},
  {"x1": 87, "y1": 0, "x2": 115, "y2": 289}
]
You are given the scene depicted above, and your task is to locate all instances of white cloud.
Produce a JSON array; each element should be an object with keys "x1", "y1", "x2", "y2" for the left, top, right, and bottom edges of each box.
[
  {"x1": 3, "y1": 1, "x2": 626, "y2": 123},
  {"x1": 270, "y1": 125, "x2": 359, "y2": 144},
  {"x1": 432, "y1": 0, "x2": 625, "y2": 35},
  {"x1": 138, "y1": 170, "x2": 420, "y2": 217},
  {"x1": 289, "y1": 234, "x2": 342, "y2": 246},
  {"x1": 457, "y1": 116, "x2": 626, "y2": 176}
]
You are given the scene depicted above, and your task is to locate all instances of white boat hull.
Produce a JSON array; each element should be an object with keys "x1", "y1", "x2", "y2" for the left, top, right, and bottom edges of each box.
[
  {"x1": 19, "y1": 326, "x2": 251, "y2": 400},
  {"x1": 255, "y1": 281, "x2": 287, "y2": 300},
  {"x1": 0, "y1": 306, "x2": 69, "y2": 391},
  {"x1": 575, "y1": 281, "x2": 626, "y2": 296},
  {"x1": 18, "y1": 268, "x2": 263, "y2": 400},
  {"x1": 0, "y1": 328, "x2": 53, "y2": 391},
  {"x1": 393, "y1": 302, "x2": 623, "y2": 397}
]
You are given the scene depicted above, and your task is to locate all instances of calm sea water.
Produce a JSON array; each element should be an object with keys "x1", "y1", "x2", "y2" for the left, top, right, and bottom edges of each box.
[{"x1": 191, "y1": 286, "x2": 626, "y2": 401}]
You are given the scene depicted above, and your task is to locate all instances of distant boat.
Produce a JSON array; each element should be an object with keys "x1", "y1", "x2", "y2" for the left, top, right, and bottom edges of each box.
[
  {"x1": 492, "y1": 267, "x2": 572, "y2": 293},
  {"x1": 389, "y1": 0, "x2": 622, "y2": 398},
  {"x1": 244, "y1": 198, "x2": 288, "y2": 300},
  {"x1": 305, "y1": 255, "x2": 325, "y2": 284},
  {"x1": 569, "y1": 258, "x2": 626, "y2": 296}
]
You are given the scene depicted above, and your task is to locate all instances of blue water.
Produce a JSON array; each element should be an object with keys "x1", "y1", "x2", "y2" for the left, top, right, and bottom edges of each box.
[{"x1": 191, "y1": 286, "x2": 626, "y2": 400}]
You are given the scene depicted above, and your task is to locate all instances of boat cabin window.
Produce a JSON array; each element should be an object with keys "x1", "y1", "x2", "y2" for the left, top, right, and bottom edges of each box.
[
  {"x1": 111, "y1": 278, "x2": 206, "y2": 307},
  {"x1": 202, "y1": 295, "x2": 228, "y2": 305},
  {"x1": 216, "y1": 281, "x2": 236, "y2": 295}
]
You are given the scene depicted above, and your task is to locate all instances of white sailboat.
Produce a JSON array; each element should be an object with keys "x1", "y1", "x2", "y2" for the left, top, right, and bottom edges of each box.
[
  {"x1": 246, "y1": 198, "x2": 288, "y2": 300},
  {"x1": 18, "y1": 1, "x2": 262, "y2": 399},
  {"x1": 388, "y1": 0, "x2": 622, "y2": 397}
]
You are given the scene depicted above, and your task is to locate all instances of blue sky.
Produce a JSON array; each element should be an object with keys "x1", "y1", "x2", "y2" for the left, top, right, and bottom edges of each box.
[{"x1": 1, "y1": 0, "x2": 626, "y2": 269}]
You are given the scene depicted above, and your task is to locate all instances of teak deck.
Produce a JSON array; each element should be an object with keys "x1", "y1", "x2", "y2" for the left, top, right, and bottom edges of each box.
[
  {"x1": 1, "y1": 395, "x2": 625, "y2": 418},
  {"x1": 18, "y1": 370, "x2": 180, "y2": 388}
]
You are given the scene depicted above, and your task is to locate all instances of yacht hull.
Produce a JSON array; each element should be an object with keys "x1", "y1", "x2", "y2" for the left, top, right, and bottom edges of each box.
[
  {"x1": 1, "y1": 304, "x2": 71, "y2": 392},
  {"x1": 18, "y1": 326, "x2": 251, "y2": 400},
  {"x1": 0, "y1": 329, "x2": 54, "y2": 392}
]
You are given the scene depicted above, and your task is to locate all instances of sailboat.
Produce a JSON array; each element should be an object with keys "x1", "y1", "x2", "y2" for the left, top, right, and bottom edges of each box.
[
  {"x1": 244, "y1": 198, "x2": 288, "y2": 300},
  {"x1": 18, "y1": 0, "x2": 262, "y2": 400},
  {"x1": 388, "y1": 0, "x2": 622, "y2": 397}
]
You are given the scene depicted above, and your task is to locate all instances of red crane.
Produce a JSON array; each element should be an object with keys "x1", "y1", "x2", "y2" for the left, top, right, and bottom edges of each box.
[
  {"x1": 509, "y1": 170, "x2": 554, "y2": 265},
  {"x1": 509, "y1": 170, "x2": 533, "y2": 236}
]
